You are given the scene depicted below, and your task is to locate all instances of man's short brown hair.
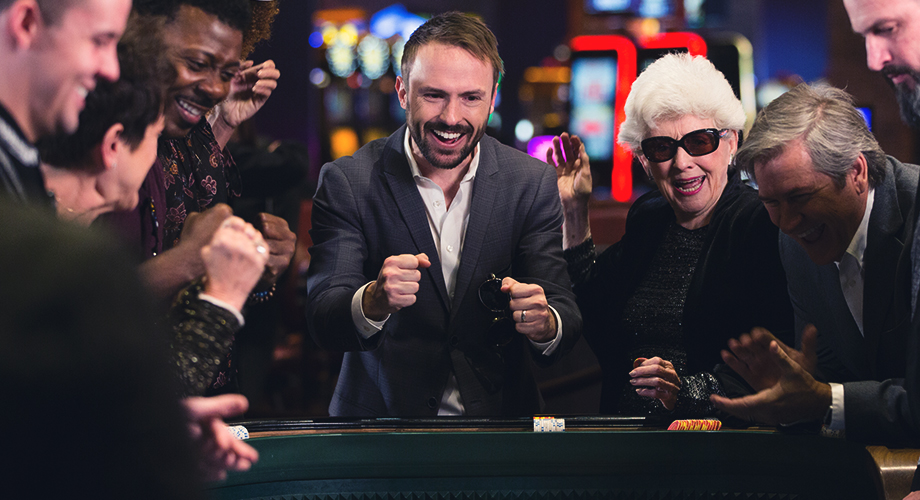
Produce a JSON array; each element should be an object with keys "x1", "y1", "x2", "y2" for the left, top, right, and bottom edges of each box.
[
  {"x1": 0, "y1": 0, "x2": 75, "y2": 26},
  {"x1": 400, "y1": 11, "x2": 504, "y2": 89}
]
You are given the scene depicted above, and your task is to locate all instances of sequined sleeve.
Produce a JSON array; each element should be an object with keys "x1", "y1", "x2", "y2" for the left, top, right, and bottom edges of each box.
[
  {"x1": 674, "y1": 371, "x2": 727, "y2": 418},
  {"x1": 168, "y1": 282, "x2": 241, "y2": 397},
  {"x1": 563, "y1": 237, "x2": 597, "y2": 286}
]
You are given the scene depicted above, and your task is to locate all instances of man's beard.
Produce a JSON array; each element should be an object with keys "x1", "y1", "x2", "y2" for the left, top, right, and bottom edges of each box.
[
  {"x1": 886, "y1": 66, "x2": 920, "y2": 128},
  {"x1": 407, "y1": 112, "x2": 484, "y2": 170}
]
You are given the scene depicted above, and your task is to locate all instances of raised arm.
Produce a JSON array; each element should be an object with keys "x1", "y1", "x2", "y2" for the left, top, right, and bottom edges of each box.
[
  {"x1": 547, "y1": 132, "x2": 593, "y2": 249},
  {"x1": 209, "y1": 60, "x2": 280, "y2": 149}
]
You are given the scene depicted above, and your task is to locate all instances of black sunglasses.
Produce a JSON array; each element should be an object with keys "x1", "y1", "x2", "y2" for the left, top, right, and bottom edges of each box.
[
  {"x1": 478, "y1": 273, "x2": 514, "y2": 347},
  {"x1": 640, "y1": 128, "x2": 729, "y2": 163}
]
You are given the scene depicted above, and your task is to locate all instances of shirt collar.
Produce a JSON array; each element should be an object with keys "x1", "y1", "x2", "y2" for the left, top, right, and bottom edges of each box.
[
  {"x1": 403, "y1": 127, "x2": 480, "y2": 183},
  {"x1": 0, "y1": 102, "x2": 38, "y2": 167},
  {"x1": 842, "y1": 188, "x2": 874, "y2": 267}
]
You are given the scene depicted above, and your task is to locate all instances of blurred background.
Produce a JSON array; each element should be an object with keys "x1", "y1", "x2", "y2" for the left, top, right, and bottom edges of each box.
[{"x1": 232, "y1": 0, "x2": 913, "y2": 417}]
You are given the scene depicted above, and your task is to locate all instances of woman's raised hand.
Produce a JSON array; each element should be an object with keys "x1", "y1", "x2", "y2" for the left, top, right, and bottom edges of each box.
[
  {"x1": 547, "y1": 132, "x2": 593, "y2": 248},
  {"x1": 548, "y1": 132, "x2": 592, "y2": 210}
]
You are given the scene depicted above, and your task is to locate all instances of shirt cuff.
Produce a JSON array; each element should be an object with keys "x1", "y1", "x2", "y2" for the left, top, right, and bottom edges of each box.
[
  {"x1": 828, "y1": 382, "x2": 845, "y2": 430},
  {"x1": 198, "y1": 293, "x2": 245, "y2": 326},
  {"x1": 530, "y1": 305, "x2": 563, "y2": 356},
  {"x1": 351, "y1": 282, "x2": 389, "y2": 339}
]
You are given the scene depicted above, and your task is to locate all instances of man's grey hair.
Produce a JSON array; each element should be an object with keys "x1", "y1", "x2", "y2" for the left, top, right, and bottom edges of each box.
[
  {"x1": 737, "y1": 83, "x2": 886, "y2": 188},
  {"x1": 617, "y1": 52, "x2": 746, "y2": 153}
]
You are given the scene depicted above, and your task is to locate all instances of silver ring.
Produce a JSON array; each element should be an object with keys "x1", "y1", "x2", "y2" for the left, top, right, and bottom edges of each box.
[
  {"x1": 520, "y1": 310, "x2": 526, "y2": 323},
  {"x1": 256, "y1": 245, "x2": 267, "y2": 255}
]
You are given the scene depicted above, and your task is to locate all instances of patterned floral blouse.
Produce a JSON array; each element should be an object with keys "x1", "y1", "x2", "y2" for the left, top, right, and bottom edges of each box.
[{"x1": 159, "y1": 120, "x2": 241, "y2": 250}]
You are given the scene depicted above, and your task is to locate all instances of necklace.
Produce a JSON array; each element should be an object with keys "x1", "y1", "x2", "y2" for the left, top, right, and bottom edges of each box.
[{"x1": 47, "y1": 189, "x2": 75, "y2": 214}]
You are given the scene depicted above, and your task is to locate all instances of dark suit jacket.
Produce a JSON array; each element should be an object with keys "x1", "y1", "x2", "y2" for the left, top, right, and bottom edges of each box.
[
  {"x1": 306, "y1": 126, "x2": 582, "y2": 417},
  {"x1": 779, "y1": 156, "x2": 920, "y2": 446},
  {"x1": 574, "y1": 170, "x2": 794, "y2": 414}
]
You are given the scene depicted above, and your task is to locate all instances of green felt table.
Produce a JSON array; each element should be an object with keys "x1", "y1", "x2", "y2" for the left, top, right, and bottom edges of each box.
[{"x1": 207, "y1": 418, "x2": 888, "y2": 499}]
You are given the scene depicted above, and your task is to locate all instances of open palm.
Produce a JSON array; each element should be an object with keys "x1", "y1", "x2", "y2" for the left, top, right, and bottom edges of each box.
[{"x1": 547, "y1": 132, "x2": 592, "y2": 210}]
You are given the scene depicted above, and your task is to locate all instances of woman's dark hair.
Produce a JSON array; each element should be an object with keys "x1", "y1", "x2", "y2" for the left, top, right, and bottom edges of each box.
[
  {"x1": 39, "y1": 14, "x2": 172, "y2": 168},
  {"x1": 133, "y1": 0, "x2": 252, "y2": 34}
]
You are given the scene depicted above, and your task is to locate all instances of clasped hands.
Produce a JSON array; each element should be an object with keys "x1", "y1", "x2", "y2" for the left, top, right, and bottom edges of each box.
[
  {"x1": 200, "y1": 216, "x2": 269, "y2": 311},
  {"x1": 709, "y1": 325, "x2": 832, "y2": 425},
  {"x1": 630, "y1": 357, "x2": 682, "y2": 410},
  {"x1": 362, "y1": 253, "x2": 557, "y2": 342},
  {"x1": 181, "y1": 204, "x2": 296, "y2": 290}
]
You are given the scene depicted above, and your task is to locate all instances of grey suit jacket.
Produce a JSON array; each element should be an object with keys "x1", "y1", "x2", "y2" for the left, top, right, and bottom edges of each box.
[
  {"x1": 306, "y1": 126, "x2": 582, "y2": 417},
  {"x1": 780, "y1": 156, "x2": 920, "y2": 445}
]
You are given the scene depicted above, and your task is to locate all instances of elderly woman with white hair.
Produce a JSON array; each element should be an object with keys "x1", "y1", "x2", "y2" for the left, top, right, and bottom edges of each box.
[{"x1": 549, "y1": 53, "x2": 794, "y2": 418}]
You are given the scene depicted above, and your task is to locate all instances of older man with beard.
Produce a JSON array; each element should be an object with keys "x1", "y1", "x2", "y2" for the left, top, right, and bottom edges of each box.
[
  {"x1": 844, "y1": 0, "x2": 920, "y2": 128},
  {"x1": 845, "y1": 2, "x2": 920, "y2": 497},
  {"x1": 306, "y1": 12, "x2": 581, "y2": 417}
]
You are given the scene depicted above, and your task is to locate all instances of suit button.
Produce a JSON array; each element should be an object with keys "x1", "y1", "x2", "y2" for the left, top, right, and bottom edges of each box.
[
  {"x1": 449, "y1": 335, "x2": 459, "y2": 347},
  {"x1": 427, "y1": 397, "x2": 438, "y2": 409}
]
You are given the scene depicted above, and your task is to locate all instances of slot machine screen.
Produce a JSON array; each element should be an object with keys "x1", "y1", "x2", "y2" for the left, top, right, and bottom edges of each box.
[
  {"x1": 570, "y1": 55, "x2": 617, "y2": 166},
  {"x1": 585, "y1": 0, "x2": 675, "y2": 17}
]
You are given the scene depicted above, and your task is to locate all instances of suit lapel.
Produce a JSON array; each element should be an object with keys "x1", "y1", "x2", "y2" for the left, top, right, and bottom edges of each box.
[
  {"x1": 449, "y1": 138, "x2": 498, "y2": 321},
  {"x1": 862, "y1": 168, "x2": 905, "y2": 375},
  {"x1": 381, "y1": 127, "x2": 450, "y2": 310},
  {"x1": 819, "y1": 262, "x2": 869, "y2": 377}
]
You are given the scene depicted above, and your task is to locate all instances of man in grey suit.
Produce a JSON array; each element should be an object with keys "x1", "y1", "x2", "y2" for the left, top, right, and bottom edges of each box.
[
  {"x1": 710, "y1": 83, "x2": 920, "y2": 447},
  {"x1": 306, "y1": 12, "x2": 581, "y2": 417}
]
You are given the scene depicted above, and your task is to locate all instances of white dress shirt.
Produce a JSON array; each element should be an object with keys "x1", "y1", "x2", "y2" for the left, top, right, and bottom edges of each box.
[
  {"x1": 349, "y1": 130, "x2": 562, "y2": 415},
  {"x1": 828, "y1": 188, "x2": 874, "y2": 433}
]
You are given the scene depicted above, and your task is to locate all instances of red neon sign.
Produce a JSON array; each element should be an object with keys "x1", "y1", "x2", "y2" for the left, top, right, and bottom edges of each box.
[
  {"x1": 569, "y1": 35, "x2": 636, "y2": 203},
  {"x1": 639, "y1": 32, "x2": 707, "y2": 57}
]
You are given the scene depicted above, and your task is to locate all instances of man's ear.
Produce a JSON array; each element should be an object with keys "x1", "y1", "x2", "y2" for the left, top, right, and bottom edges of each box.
[
  {"x1": 99, "y1": 123, "x2": 125, "y2": 171},
  {"x1": 850, "y1": 153, "x2": 869, "y2": 194},
  {"x1": 5, "y1": 0, "x2": 43, "y2": 50},
  {"x1": 395, "y1": 75, "x2": 408, "y2": 110}
]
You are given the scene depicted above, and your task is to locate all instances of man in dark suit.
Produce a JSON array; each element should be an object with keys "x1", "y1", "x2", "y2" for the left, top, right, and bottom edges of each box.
[
  {"x1": 844, "y1": 2, "x2": 920, "y2": 496},
  {"x1": 710, "y1": 83, "x2": 920, "y2": 447},
  {"x1": 306, "y1": 12, "x2": 581, "y2": 417}
]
